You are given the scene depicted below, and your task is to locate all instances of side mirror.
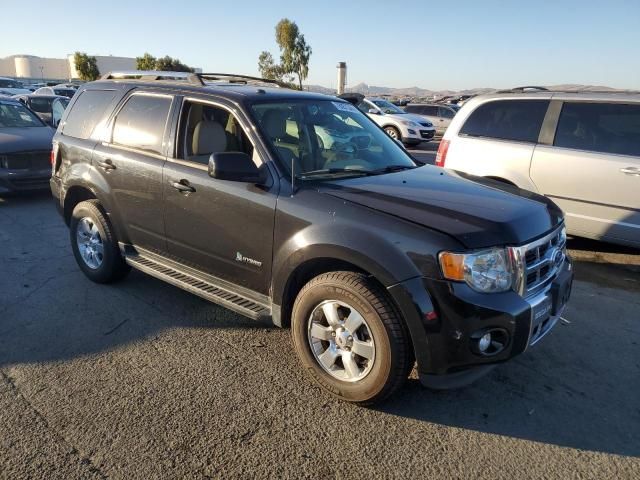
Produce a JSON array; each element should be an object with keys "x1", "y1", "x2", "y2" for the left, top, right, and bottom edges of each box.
[
  {"x1": 208, "y1": 152, "x2": 264, "y2": 183},
  {"x1": 368, "y1": 108, "x2": 379, "y2": 115}
]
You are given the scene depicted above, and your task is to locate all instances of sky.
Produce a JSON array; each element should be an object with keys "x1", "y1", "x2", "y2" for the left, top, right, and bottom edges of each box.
[{"x1": 1, "y1": 0, "x2": 639, "y2": 91}]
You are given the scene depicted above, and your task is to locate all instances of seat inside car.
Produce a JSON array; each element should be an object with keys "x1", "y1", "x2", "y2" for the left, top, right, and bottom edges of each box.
[{"x1": 190, "y1": 120, "x2": 227, "y2": 164}]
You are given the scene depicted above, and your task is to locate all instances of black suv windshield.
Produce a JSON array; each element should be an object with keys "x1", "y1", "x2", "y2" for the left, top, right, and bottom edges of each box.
[
  {"x1": 251, "y1": 99, "x2": 417, "y2": 179},
  {"x1": 0, "y1": 101, "x2": 44, "y2": 128}
]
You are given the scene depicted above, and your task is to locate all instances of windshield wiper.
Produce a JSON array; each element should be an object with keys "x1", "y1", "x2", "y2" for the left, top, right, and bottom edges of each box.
[
  {"x1": 366, "y1": 165, "x2": 418, "y2": 175},
  {"x1": 297, "y1": 168, "x2": 371, "y2": 179}
]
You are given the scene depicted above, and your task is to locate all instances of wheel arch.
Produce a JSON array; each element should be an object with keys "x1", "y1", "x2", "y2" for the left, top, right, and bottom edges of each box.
[{"x1": 63, "y1": 185, "x2": 97, "y2": 225}]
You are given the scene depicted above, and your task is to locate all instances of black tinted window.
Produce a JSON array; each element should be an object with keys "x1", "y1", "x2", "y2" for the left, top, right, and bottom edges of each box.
[
  {"x1": 460, "y1": 100, "x2": 549, "y2": 143},
  {"x1": 404, "y1": 105, "x2": 419, "y2": 113},
  {"x1": 62, "y1": 90, "x2": 117, "y2": 139},
  {"x1": 554, "y1": 102, "x2": 640, "y2": 157},
  {"x1": 112, "y1": 95, "x2": 172, "y2": 155},
  {"x1": 423, "y1": 106, "x2": 438, "y2": 116}
]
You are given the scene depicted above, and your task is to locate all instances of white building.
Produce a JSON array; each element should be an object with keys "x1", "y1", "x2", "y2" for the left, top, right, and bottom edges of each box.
[{"x1": 0, "y1": 54, "x2": 138, "y2": 81}]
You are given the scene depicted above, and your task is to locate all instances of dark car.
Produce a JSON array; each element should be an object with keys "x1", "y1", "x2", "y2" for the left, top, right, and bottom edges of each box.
[
  {"x1": 50, "y1": 71, "x2": 573, "y2": 404},
  {"x1": 13, "y1": 94, "x2": 69, "y2": 126},
  {"x1": 0, "y1": 98, "x2": 54, "y2": 194}
]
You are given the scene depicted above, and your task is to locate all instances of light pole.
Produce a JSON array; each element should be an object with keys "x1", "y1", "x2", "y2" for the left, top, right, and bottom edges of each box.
[{"x1": 39, "y1": 66, "x2": 44, "y2": 83}]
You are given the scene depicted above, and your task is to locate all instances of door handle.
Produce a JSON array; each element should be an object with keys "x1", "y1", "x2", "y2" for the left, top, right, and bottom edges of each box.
[
  {"x1": 170, "y1": 179, "x2": 196, "y2": 193},
  {"x1": 620, "y1": 167, "x2": 640, "y2": 176},
  {"x1": 96, "y1": 159, "x2": 115, "y2": 171}
]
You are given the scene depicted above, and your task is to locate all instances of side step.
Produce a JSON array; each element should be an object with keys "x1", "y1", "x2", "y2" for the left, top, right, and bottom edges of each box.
[{"x1": 125, "y1": 250, "x2": 271, "y2": 322}]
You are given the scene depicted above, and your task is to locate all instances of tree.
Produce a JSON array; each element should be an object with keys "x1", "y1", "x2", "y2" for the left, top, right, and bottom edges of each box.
[
  {"x1": 257, "y1": 18, "x2": 312, "y2": 89},
  {"x1": 136, "y1": 52, "x2": 156, "y2": 71},
  {"x1": 73, "y1": 52, "x2": 100, "y2": 81},
  {"x1": 136, "y1": 53, "x2": 193, "y2": 72},
  {"x1": 257, "y1": 52, "x2": 283, "y2": 81}
]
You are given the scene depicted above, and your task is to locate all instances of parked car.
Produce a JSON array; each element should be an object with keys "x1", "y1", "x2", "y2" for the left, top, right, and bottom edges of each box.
[
  {"x1": 437, "y1": 90, "x2": 640, "y2": 248},
  {"x1": 0, "y1": 97, "x2": 54, "y2": 194},
  {"x1": 13, "y1": 94, "x2": 69, "y2": 126},
  {"x1": 50, "y1": 71, "x2": 573, "y2": 404},
  {"x1": 33, "y1": 86, "x2": 77, "y2": 98},
  {"x1": 404, "y1": 103, "x2": 457, "y2": 136},
  {"x1": 0, "y1": 77, "x2": 31, "y2": 95},
  {"x1": 339, "y1": 93, "x2": 435, "y2": 146}
]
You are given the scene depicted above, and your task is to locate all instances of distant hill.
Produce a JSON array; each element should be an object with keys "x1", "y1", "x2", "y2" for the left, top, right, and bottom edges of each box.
[{"x1": 305, "y1": 82, "x2": 634, "y2": 98}]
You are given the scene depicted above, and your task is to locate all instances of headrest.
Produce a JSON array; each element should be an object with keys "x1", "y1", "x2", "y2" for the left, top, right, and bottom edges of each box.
[{"x1": 192, "y1": 120, "x2": 227, "y2": 155}]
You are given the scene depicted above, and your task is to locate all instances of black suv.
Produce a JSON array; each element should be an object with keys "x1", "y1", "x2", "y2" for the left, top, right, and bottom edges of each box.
[{"x1": 50, "y1": 71, "x2": 573, "y2": 404}]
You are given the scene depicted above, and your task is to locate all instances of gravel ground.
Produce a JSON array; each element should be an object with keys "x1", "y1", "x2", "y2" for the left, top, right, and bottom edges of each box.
[{"x1": 0, "y1": 192, "x2": 638, "y2": 479}]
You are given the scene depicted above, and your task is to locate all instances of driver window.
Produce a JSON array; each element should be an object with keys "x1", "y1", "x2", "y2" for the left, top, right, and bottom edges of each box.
[{"x1": 179, "y1": 100, "x2": 254, "y2": 165}]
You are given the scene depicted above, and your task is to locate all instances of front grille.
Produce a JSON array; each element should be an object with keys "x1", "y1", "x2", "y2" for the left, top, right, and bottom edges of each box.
[
  {"x1": 0, "y1": 151, "x2": 50, "y2": 170},
  {"x1": 419, "y1": 130, "x2": 434, "y2": 139},
  {"x1": 520, "y1": 226, "x2": 566, "y2": 297}
]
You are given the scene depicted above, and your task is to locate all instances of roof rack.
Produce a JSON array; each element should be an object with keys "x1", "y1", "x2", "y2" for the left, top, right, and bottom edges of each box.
[
  {"x1": 496, "y1": 86, "x2": 550, "y2": 93},
  {"x1": 101, "y1": 71, "x2": 284, "y2": 88}
]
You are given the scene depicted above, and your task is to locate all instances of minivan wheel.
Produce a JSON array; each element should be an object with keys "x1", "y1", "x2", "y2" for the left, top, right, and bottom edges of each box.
[
  {"x1": 70, "y1": 200, "x2": 130, "y2": 283},
  {"x1": 291, "y1": 271, "x2": 413, "y2": 404},
  {"x1": 384, "y1": 126, "x2": 401, "y2": 140}
]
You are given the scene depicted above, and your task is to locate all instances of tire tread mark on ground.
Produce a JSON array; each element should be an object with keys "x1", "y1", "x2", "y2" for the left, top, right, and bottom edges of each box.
[{"x1": 0, "y1": 369, "x2": 108, "y2": 479}]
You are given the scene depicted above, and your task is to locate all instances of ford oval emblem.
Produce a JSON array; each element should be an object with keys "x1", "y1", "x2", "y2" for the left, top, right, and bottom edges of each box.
[{"x1": 551, "y1": 248, "x2": 564, "y2": 267}]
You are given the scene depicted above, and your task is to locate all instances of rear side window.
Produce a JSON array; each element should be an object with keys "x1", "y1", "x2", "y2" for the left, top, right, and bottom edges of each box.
[
  {"x1": 404, "y1": 105, "x2": 419, "y2": 113},
  {"x1": 111, "y1": 94, "x2": 172, "y2": 155},
  {"x1": 554, "y1": 102, "x2": 640, "y2": 157},
  {"x1": 62, "y1": 89, "x2": 117, "y2": 139},
  {"x1": 460, "y1": 100, "x2": 549, "y2": 143}
]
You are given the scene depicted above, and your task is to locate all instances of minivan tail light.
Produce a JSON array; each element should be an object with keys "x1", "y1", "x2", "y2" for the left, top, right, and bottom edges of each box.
[
  {"x1": 50, "y1": 149, "x2": 55, "y2": 166},
  {"x1": 435, "y1": 139, "x2": 450, "y2": 167}
]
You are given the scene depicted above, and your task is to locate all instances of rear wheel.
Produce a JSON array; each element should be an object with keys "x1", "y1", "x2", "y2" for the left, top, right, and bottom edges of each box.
[
  {"x1": 291, "y1": 271, "x2": 413, "y2": 404},
  {"x1": 70, "y1": 200, "x2": 130, "y2": 283}
]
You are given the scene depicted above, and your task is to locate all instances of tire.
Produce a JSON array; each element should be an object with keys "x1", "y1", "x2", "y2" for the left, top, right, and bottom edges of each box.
[
  {"x1": 291, "y1": 271, "x2": 413, "y2": 405},
  {"x1": 70, "y1": 200, "x2": 130, "y2": 283},
  {"x1": 383, "y1": 126, "x2": 401, "y2": 141}
]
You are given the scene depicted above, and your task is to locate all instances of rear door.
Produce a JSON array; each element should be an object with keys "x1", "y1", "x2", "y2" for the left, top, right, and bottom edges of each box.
[
  {"x1": 92, "y1": 91, "x2": 174, "y2": 253},
  {"x1": 531, "y1": 101, "x2": 640, "y2": 245},
  {"x1": 446, "y1": 99, "x2": 550, "y2": 190}
]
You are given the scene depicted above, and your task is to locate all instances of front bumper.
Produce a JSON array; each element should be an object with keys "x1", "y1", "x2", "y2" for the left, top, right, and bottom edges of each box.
[
  {"x1": 0, "y1": 167, "x2": 51, "y2": 194},
  {"x1": 401, "y1": 125, "x2": 435, "y2": 144},
  {"x1": 388, "y1": 258, "x2": 573, "y2": 388}
]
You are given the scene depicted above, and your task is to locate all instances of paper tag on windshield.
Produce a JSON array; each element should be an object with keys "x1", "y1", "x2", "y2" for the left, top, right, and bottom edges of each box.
[{"x1": 333, "y1": 101, "x2": 358, "y2": 113}]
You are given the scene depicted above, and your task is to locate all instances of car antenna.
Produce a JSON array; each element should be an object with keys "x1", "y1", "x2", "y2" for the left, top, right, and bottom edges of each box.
[{"x1": 291, "y1": 157, "x2": 296, "y2": 197}]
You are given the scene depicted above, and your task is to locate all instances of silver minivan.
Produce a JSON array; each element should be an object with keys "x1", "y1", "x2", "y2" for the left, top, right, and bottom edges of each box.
[{"x1": 437, "y1": 90, "x2": 640, "y2": 248}]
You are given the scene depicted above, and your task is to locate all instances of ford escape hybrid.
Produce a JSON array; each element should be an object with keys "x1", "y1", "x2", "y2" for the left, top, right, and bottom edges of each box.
[{"x1": 50, "y1": 72, "x2": 573, "y2": 404}]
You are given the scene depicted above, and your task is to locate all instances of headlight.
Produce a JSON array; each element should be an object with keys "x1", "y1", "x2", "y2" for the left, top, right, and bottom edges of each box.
[
  {"x1": 400, "y1": 120, "x2": 419, "y2": 127},
  {"x1": 439, "y1": 248, "x2": 513, "y2": 293}
]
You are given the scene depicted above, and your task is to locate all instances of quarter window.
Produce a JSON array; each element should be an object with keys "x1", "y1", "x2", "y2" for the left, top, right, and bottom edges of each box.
[
  {"x1": 62, "y1": 89, "x2": 118, "y2": 139},
  {"x1": 112, "y1": 94, "x2": 172, "y2": 155},
  {"x1": 460, "y1": 100, "x2": 549, "y2": 143},
  {"x1": 554, "y1": 102, "x2": 640, "y2": 157}
]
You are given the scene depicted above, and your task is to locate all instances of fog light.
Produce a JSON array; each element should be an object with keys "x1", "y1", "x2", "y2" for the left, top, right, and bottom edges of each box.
[{"x1": 478, "y1": 332, "x2": 492, "y2": 352}]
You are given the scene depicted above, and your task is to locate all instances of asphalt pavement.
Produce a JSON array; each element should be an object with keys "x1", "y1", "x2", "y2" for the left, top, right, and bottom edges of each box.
[{"x1": 0, "y1": 192, "x2": 638, "y2": 479}]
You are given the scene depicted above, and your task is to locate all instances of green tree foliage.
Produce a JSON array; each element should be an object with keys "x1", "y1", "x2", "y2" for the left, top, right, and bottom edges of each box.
[
  {"x1": 73, "y1": 52, "x2": 100, "y2": 81},
  {"x1": 136, "y1": 53, "x2": 194, "y2": 72},
  {"x1": 136, "y1": 52, "x2": 157, "y2": 71},
  {"x1": 257, "y1": 18, "x2": 312, "y2": 89}
]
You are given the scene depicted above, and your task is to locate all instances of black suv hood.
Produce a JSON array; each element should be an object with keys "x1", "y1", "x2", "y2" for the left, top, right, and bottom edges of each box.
[{"x1": 320, "y1": 166, "x2": 563, "y2": 249}]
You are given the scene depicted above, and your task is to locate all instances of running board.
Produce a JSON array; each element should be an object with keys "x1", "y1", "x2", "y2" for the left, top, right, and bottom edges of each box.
[{"x1": 125, "y1": 250, "x2": 271, "y2": 322}]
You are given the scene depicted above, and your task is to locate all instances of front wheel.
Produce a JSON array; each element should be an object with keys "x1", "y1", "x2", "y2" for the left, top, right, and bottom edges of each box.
[
  {"x1": 291, "y1": 271, "x2": 413, "y2": 404},
  {"x1": 384, "y1": 126, "x2": 401, "y2": 141}
]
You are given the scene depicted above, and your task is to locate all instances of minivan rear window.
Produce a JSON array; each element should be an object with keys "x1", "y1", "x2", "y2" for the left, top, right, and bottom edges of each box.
[
  {"x1": 460, "y1": 100, "x2": 549, "y2": 143},
  {"x1": 554, "y1": 102, "x2": 640, "y2": 157},
  {"x1": 62, "y1": 90, "x2": 118, "y2": 140}
]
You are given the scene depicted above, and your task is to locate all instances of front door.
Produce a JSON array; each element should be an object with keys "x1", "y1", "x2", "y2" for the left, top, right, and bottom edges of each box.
[{"x1": 162, "y1": 98, "x2": 277, "y2": 294}]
